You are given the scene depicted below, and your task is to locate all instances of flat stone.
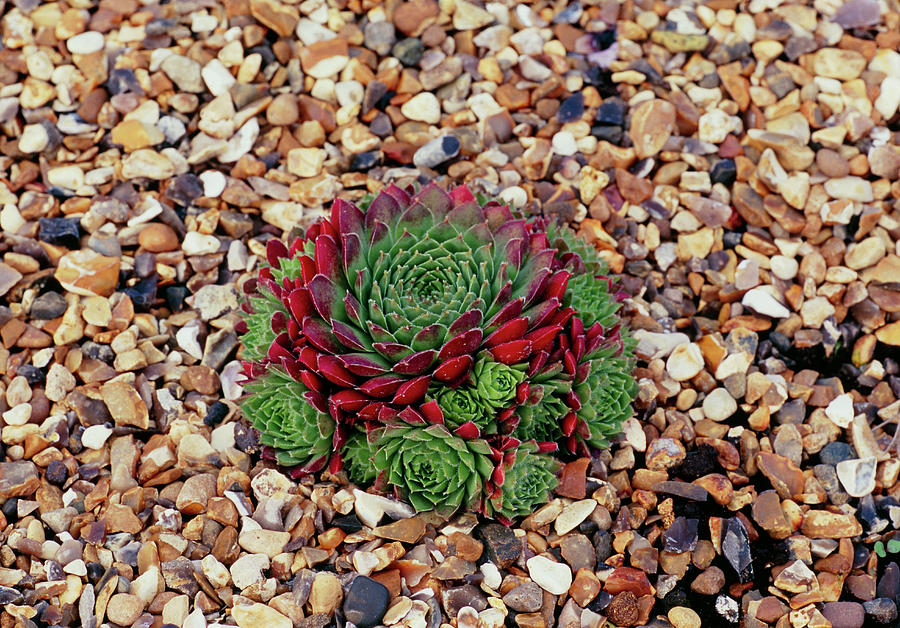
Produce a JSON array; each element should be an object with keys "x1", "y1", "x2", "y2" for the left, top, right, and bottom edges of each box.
[
  {"x1": 106, "y1": 594, "x2": 144, "y2": 626},
  {"x1": 233, "y1": 603, "x2": 292, "y2": 628},
  {"x1": 526, "y1": 555, "x2": 572, "y2": 595},
  {"x1": 836, "y1": 457, "x2": 877, "y2": 498},
  {"x1": 801, "y1": 510, "x2": 864, "y2": 538},
  {"x1": 343, "y1": 576, "x2": 390, "y2": 628},
  {"x1": 628, "y1": 99, "x2": 676, "y2": 158},
  {"x1": 55, "y1": 250, "x2": 120, "y2": 297},
  {"x1": 0, "y1": 461, "x2": 40, "y2": 498}
]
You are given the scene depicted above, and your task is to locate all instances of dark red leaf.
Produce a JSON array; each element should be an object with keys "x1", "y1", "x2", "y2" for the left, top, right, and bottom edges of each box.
[
  {"x1": 359, "y1": 375, "x2": 405, "y2": 397},
  {"x1": 392, "y1": 349, "x2": 437, "y2": 374},
  {"x1": 563, "y1": 349, "x2": 577, "y2": 375},
  {"x1": 487, "y1": 297, "x2": 524, "y2": 329},
  {"x1": 266, "y1": 239, "x2": 289, "y2": 267},
  {"x1": 330, "y1": 389, "x2": 369, "y2": 411},
  {"x1": 300, "y1": 255, "x2": 317, "y2": 283},
  {"x1": 332, "y1": 320, "x2": 367, "y2": 351},
  {"x1": 301, "y1": 370, "x2": 325, "y2": 393},
  {"x1": 398, "y1": 406, "x2": 426, "y2": 424},
  {"x1": 489, "y1": 340, "x2": 531, "y2": 364},
  {"x1": 561, "y1": 411, "x2": 577, "y2": 437},
  {"x1": 484, "y1": 317, "x2": 529, "y2": 348},
  {"x1": 438, "y1": 329, "x2": 483, "y2": 360},
  {"x1": 491, "y1": 464, "x2": 505, "y2": 486},
  {"x1": 318, "y1": 355, "x2": 356, "y2": 387},
  {"x1": 449, "y1": 310, "x2": 483, "y2": 334},
  {"x1": 433, "y1": 355, "x2": 473, "y2": 382},
  {"x1": 420, "y1": 400, "x2": 445, "y2": 425},
  {"x1": 340, "y1": 354, "x2": 390, "y2": 376},
  {"x1": 303, "y1": 317, "x2": 342, "y2": 353},
  {"x1": 392, "y1": 375, "x2": 430, "y2": 404},
  {"x1": 525, "y1": 324, "x2": 563, "y2": 353},
  {"x1": 315, "y1": 234, "x2": 342, "y2": 282},
  {"x1": 454, "y1": 421, "x2": 481, "y2": 439}
]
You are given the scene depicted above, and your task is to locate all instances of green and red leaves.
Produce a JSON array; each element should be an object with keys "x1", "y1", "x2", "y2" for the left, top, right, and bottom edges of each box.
[{"x1": 241, "y1": 183, "x2": 636, "y2": 520}]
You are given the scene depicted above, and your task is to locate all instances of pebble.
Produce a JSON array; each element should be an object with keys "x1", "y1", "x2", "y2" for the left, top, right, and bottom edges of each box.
[
  {"x1": 343, "y1": 576, "x2": 390, "y2": 628},
  {"x1": 526, "y1": 555, "x2": 572, "y2": 595},
  {"x1": 232, "y1": 603, "x2": 292, "y2": 628},
  {"x1": 703, "y1": 389, "x2": 737, "y2": 421},
  {"x1": 665, "y1": 343, "x2": 704, "y2": 381},
  {"x1": 401, "y1": 92, "x2": 441, "y2": 124},
  {"x1": 413, "y1": 135, "x2": 461, "y2": 168},
  {"x1": 836, "y1": 457, "x2": 877, "y2": 498}
]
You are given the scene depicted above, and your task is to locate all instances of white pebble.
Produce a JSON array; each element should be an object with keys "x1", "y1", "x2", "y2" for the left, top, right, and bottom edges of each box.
[
  {"x1": 182, "y1": 231, "x2": 221, "y2": 255},
  {"x1": 199, "y1": 170, "x2": 227, "y2": 198},
  {"x1": 81, "y1": 424, "x2": 113, "y2": 449},
  {"x1": 825, "y1": 393, "x2": 854, "y2": 429},
  {"x1": 67, "y1": 31, "x2": 105, "y2": 55},
  {"x1": 526, "y1": 555, "x2": 572, "y2": 595}
]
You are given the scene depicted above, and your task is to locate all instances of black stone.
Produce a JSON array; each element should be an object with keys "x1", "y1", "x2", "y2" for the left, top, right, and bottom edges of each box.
[
  {"x1": 45, "y1": 460, "x2": 68, "y2": 486},
  {"x1": 124, "y1": 276, "x2": 157, "y2": 309},
  {"x1": 557, "y1": 92, "x2": 584, "y2": 124},
  {"x1": 82, "y1": 341, "x2": 115, "y2": 363},
  {"x1": 663, "y1": 517, "x2": 698, "y2": 553},
  {"x1": 591, "y1": 125, "x2": 622, "y2": 144},
  {"x1": 697, "y1": 73, "x2": 720, "y2": 89},
  {"x1": 392, "y1": 38, "x2": 424, "y2": 66},
  {"x1": 203, "y1": 402, "x2": 229, "y2": 427},
  {"x1": 106, "y1": 68, "x2": 144, "y2": 95},
  {"x1": 864, "y1": 598, "x2": 898, "y2": 624},
  {"x1": 86, "y1": 562, "x2": 104, "y2": 582},
  {"x1": 343, "y1": 576, "x2": 390, "y2": 628},
  {"x1": 166, "y1": 286, "x2": 190, "y2": 312},
  {"x1": 723, "y1": 231, "x2": 742, "y2": 248},
  {"x1": 595, "y1": 99, "x2": 626, "y2": 126},
  {"x1": 31, "y1": 291, "x2": 68, "y2": 320},
  {"x1": 593, "y1": 530, "x2": 613, "y2": 563},
  {"x1": 592, "y1": 29, "x2": 616, "y2": 51},
  {"x1": 16, "y1": 364, "x2": 44, "y2": 385},
  {"x1": 165, "y1": 174, "x2": 203, "y2": 206},
  {"x1": 710, "y1": 159, "x2": 736, "y2": 186},
  {"x1": 363, "y1": 80, "x2": 390, "y2": 114},
  {"x1": 477, "y1": 523, "x2": 521, "y2": 568},
  {"x1": 145, "y1": 18, "x2": 178, "y2": 36},
  {"x1": 333, "y1": 514, "x2": 364, "y2": 534},
  {"x1": 820, "y1": 441, "x2": 856, "y2": 465},
  {"x1": 723, "y1": 518, "x2": 753, "y2": 582},
  {"x1": 39, "y1": 217, "x2": 81, "y2": 248},
  {"x1": 350, "y1": 151, "x2": 381, "y2": 171},
  {"x1": 1, "y1": 498, "x2": 17, "y2": 521}
]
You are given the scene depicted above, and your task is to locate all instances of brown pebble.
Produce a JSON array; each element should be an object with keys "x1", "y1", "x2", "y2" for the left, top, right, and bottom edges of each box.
[{"x1": 138, "y1": 223, "x2": 179, "y2": 253}]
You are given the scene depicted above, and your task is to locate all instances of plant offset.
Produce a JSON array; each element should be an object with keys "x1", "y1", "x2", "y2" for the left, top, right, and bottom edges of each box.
[{"x1": 239, "y1": 183, "x2": 636, "y2": 519}]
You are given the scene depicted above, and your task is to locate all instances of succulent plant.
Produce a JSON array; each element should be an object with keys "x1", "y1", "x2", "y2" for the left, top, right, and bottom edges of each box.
[
  {"x1": 371, "y1": 423, "x2": 494, "y2": 516},
  {"x1": 341, "y1": 428, "x2": 378, "y2": 484},
  {"x1": 485, "y1": 442, "x2": 561, "y2": 521},
  {"x1": 239, "y1": 182, "x2": 636, "y2": 520},
  {"x1": 242, "y1": 368, "x2": 335, "y2": 471}
]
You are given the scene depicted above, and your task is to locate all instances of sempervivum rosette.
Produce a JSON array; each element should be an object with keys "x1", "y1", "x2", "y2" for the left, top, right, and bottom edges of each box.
[{"x1": 239, "y1": 182, "x2": 636, "y2": 520}]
